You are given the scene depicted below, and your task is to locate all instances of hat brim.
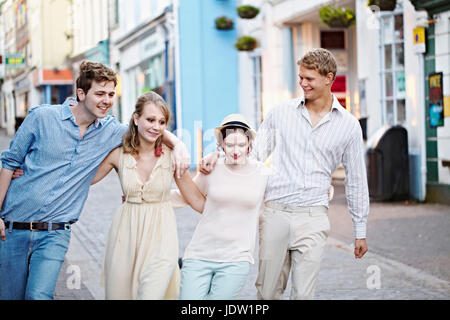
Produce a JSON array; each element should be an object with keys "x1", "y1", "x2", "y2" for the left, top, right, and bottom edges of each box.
[{"x1": 214, "y1": 124, "x2": 256, "y2": 142}]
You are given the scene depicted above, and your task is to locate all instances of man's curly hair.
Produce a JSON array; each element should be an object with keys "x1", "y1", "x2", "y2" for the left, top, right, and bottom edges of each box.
[{"x1": 75, "y1": 61, "x2": 117, "y2": 101}]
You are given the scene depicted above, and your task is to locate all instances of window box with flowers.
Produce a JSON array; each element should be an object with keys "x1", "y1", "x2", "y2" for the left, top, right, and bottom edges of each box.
[
  {"x1": 319, "y1": 5, "x2": 356, "y2": 28},
  {"x1": 235, "y1": 36, "x2": 258, "y2": 51},
  {"x1": 215, "y1": 16, "x2": 234, "y2": 30},
  {"x1": 237, "y1": 5, "x2": 260, "y2": 19}
]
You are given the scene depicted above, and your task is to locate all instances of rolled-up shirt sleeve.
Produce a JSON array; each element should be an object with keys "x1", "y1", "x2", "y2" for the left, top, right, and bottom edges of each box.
[
  {"x1": 251, "y1": 110, "x2": 276, "y2": 162},
  {"x1": 341, "y1": 124, "x2": 370, "y2": 239},
  {"x1": 1, "y1": 108, "x2": 39, "y2": 170}
]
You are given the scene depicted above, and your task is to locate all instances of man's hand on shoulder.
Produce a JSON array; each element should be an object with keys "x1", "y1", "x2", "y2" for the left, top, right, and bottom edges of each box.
[{"x1": 200, "y1": 151, "x2": 219, "y2": 175}]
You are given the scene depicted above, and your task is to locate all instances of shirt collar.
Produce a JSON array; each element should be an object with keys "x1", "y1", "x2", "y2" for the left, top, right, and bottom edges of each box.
[
  {"x1": 331, "y1": 94, "x2": 346, "y2": 114},
  {"x1": 61, "y1": 97, "x2": 102, "y2": 128},
  {"x1": 297, "y1": 94, "x2": 345, "y2": 115}
]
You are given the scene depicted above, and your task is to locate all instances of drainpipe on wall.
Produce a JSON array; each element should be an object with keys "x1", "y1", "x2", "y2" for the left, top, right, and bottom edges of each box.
[
  {"x1": 160, "y1": 11, "x2": 176, "y2": 131},
  {"x1": 416, "y1": 10, "x2": 428, "y2": 201},
  {"x1": 172, "y1": 0, "x2": 183, "y2": 136}
]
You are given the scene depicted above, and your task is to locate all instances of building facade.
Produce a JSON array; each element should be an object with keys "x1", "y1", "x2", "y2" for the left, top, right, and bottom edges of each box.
[
  {"x1": 409, "y1": 0, "x2": 450, "y2": 204},
  {"x1": 69, "y1": 0, "x2": 110, "y2": 87},
  {"x1": 0, "y1": 0, "x2": 73, "y2": 135},
  {"x1": 356, "y1": 0, "x2": 449, "y2": 203},
  {"x1": 109, "y1": 0, "x2": 174, "y2": 127},
  {"x1": 176, "y1": 0, "x2": 239, "y2": 164},
  {"x1": 255, "y1": 0, "x2": 359, "y2": 120}
]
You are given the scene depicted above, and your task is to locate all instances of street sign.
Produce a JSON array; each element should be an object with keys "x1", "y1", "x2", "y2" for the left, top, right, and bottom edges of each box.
[
  {"x1": 5, "y1": 53, "x2": 25, "y2": 69},
  {"x1": 413, "y1": 27, "x2": 426, "y2": 54},
  {"x1": 429, "y1": 72, "x2": 444, "y2": 127}
]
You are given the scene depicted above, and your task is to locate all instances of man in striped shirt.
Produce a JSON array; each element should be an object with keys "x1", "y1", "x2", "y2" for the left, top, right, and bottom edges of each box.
[{"x1": 201, "y1": 48, "x2": 369, "y2": 299}]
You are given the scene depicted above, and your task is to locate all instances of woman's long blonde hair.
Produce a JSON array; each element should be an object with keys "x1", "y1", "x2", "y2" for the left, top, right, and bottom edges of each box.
[{"x1": 122, "y1": 91, "x2": 170, "y2": 156}]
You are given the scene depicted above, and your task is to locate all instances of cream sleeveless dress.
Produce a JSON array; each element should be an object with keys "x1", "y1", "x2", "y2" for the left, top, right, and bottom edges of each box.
[{"x1": 102, "y1": 146, "x2": 180, "y2": 300}]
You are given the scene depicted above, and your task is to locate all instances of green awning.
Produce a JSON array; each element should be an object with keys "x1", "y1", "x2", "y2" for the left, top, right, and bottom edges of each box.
[{"x1": 409, "y1": 0, "x2": 450, "y2": 16}]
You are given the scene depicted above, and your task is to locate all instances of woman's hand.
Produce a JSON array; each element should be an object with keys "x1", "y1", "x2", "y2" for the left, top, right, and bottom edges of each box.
[
  {"x1": 12, "y1": 169, "x2": 24, "y2": 179},
  {"x1": 328, "y1": 185, "x2": 334, "y2": 201}
]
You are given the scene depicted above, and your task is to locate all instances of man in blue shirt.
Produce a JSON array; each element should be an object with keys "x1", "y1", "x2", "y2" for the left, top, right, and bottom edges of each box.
[{"x1": 0, "y1": 61, "x2": 190, "y2": 300}]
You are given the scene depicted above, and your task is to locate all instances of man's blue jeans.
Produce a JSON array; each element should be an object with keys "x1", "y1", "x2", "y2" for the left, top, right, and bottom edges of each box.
[{"x1": 0, "y1": 228, "x2": 71, "y2": 300}]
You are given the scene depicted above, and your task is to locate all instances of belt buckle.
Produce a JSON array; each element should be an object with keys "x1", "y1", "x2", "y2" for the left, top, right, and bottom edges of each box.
[
  {"x1": 64, "y1": 223, "x2": 70, "y2": 231},
  {"x1": 30, "y1": 221, "x2": 39, "y2": 232}
]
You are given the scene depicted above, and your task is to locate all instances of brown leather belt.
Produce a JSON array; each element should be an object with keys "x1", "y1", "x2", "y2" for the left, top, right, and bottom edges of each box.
[{"x1": 4, "y1": 221, "x2": 72, "y2": 231}]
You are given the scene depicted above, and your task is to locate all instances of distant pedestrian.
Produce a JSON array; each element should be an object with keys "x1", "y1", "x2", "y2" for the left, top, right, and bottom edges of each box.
[
  {"x1": 0, "y1": 61, "x2": 190, "y2": 300},
  {"x1": 92, "y1": 91, "x2": 204, "y2": 300},
  {"x1": 200, "y1": 48, "x2": 370, "y2": 300}
]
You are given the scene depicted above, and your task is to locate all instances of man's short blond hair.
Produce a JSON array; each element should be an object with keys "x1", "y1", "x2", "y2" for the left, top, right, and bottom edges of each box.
[{"x1": 297, "y1": 48, "x2": 337, "y2": 81}]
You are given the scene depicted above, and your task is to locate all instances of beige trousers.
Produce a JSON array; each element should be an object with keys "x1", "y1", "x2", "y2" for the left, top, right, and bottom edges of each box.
[{"x1": 255, "y1": 202, "x2": 330, "y2": 300}]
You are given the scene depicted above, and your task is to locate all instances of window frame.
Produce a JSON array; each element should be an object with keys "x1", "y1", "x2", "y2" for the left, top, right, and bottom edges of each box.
[{"x1": 379, "y1": 4, "x2": 406, "y2": 126}]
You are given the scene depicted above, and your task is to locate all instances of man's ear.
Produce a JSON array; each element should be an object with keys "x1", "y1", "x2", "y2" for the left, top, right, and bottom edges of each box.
[
  {"x1": 325, "y1": 72, "x2": 334, "y2": 86},
  {"x1": 76, "y1": 88, "x2": 86, "y2": 101}
]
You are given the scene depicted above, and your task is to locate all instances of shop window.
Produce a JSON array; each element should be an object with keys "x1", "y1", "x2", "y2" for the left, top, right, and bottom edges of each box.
[
  {"x1": 320, "y1": 31, "x2": 345, "y2": 49},
  {"x1": 379, "y1": 8, "x2": 406, "y2": 125},
  {"x1": 136, "y1": 54, "x2": 164, "y2": 96}
]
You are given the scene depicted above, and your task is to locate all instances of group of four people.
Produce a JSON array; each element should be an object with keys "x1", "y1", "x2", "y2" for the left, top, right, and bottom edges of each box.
[{"x1": 0, "y1": 48, "x2": 369, "y2": 300}]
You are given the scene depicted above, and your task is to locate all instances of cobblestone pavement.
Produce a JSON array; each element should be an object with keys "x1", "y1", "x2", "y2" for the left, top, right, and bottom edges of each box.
[
  {"x1": 56, "y1": 171, "x2": 450, "y2": 300},
  {"x1": 1, "y1": 131, "x2": 449, "y2": 300}
]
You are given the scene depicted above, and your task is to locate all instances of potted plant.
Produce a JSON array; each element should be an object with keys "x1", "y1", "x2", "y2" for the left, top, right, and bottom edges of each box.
[
  {"x1": 237, "y1": 5, "x2": 260, "y2": 19},
  {"x1": 235, "y1": 36, "x2": 258, "y2": 51},
  {"x1": 367, "y1": 0, "x2": 397, "y2": 11},
  {"x1": 215, "y1": 16, "x2": 234, "y2": 30},
  {"x1": 319, "y1": 5, "x2": 355, "y2": 28}
]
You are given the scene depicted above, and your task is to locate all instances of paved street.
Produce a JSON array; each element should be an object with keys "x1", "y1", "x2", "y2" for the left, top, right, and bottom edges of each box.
[{"x1": 0, "y1": 131, "x2": 449, "y2": 300}]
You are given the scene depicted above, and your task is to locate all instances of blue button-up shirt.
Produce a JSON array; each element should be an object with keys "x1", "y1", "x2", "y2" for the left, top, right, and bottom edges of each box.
[{"x1": 0, "y1": 98, "x2": 128, "y2": 223}]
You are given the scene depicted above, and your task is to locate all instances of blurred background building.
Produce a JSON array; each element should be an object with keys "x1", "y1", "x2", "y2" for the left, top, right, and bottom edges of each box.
[
  {"x1": 0, "y1": 0, "x2": 73, "y2": 135},
  {"x1": 0, "y1": 0, "x2": 448, "y2": 204}
]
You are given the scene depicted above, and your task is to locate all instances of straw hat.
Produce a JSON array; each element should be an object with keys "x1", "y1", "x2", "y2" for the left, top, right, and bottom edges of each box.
[{"x1": 214, "y1": 114, "x2": 257, "y2": 142}]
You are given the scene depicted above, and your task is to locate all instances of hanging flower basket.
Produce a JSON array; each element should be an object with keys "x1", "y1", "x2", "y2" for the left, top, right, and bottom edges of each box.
[
  {"x1": 319, "y1": 5, "x2": 356, "y2": 28},
  {"x1": 367, "y1": 0, "x2": 397, "y2": 11},
  {"x1": 235, "y1": 36, "x2": 258, "y2": 51},
  {"x1": 215, "y1": 16, "x2": 234, "y2": 30},
  {"x1": 237, "y1": 5, "x2": 260, "y2": 19}
]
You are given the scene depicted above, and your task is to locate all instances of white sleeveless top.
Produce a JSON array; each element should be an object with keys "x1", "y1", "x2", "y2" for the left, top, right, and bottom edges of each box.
[{"x1": 172, "y1": 158, "x2": 270, "y2": 264}]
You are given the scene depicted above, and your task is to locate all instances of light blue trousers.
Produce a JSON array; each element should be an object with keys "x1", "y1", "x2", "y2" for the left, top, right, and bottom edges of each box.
[{"x1": 180, "y1": 259, "x2": 250, "y2": 300}]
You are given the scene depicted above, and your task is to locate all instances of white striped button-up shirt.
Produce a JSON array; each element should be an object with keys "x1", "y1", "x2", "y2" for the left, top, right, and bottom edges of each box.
[{"x1": 251, "y1": 95, "x2": 370, "y2": 239}]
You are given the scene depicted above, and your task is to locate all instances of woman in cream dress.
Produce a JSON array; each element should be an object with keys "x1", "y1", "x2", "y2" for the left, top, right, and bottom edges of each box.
[{"x1": 92, "y1": 91, "x2": 204, "y2": 300}]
